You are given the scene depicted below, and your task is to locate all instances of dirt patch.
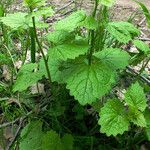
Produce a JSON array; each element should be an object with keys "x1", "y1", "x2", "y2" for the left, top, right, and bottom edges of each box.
[
  {"x1": 116, "y1": 0, "x2": 150, "y2": 9},
  {"x1": 50, "y1": 0, "x2": 150, "y2": 9}
]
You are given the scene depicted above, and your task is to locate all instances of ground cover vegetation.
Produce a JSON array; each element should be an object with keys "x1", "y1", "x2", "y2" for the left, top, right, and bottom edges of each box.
[{"x1": 0, "y1": 0, "x2": 150, "y2": 149}]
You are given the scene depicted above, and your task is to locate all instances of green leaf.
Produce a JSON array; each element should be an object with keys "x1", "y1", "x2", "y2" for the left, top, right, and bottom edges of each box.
[
  {"x1": 79, "y1": 16, "x2": 98, "y2": 30},
  {"x1": 48, "y1": 59, "x2": 63, "y2": 82},
  {"x1": 99, "y1": 99, "x2": 129, "y2": 136},
  {"x1": 46, "y1": 30, "x2": 75, "y2": 44},
  {"x1": 61, "y1": 56, "x2": 116, "y2": 105},
  {"x1": 107, "y1": 22, "x2": 140, "y2": 43},
  {"x1": 100, "y1": 0, "x2": 116, "y2": 7},
  {"x1": 46, "y1": 39, "x2": 89, "y2": 82},
  {"x1": 42, "y1": 131, "x2": 74, "y2": 150},
  {"x1": 124, "y1": 82, "x2": 147, "y2": 112},
  {"x1": 42, "y1": 130, "x2": 62, "y2": 150},
  {"x1": 0, "y1": 12, "x2": 49, "y2": 29},
  {"x1": 0, "y1": 53, "x2": 11, "y2": 65},
  {"x1": 0, "y1": 12, "x2": 28, "y2": 29},
  {"x1": 128, "y1": 107, "x2": 146, "y2": 127},
  {"x1": 30, "y1": 6, "x2": 54, "y2": 18},
  {"x1": 54, "y1": 10, "x2": 86, "y2": 31},
  {"x1": 20, "y1": 121, "x2": 43, "y2": 150},
  {"x1": 133, "y1": 40, "x2": 150, "y2": 54},
  {"x1": 48, "y1": 40, "x2": 89, "y2": 61},
  {"x1": 94, "y1": 48, "x2": 130, "y2": 69},
  {"x1": 144, "y1": 109, "x2": 150, "y2": 140},
  {"x1": 24, "y1": 0, "x2": 46, "y2": 8},
  {"x1": 61, "y1": 134, "x2": 74, "y2": 150},
  {"x1": 13, "y1": 63, "x2": 43, "y2": 92}
]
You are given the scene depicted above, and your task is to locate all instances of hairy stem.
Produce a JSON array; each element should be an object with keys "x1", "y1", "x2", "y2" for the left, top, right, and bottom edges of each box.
[
  {"x1": 29, "y1": 27, "x2": 36, "y2": 63},
  {"x1": 88, "y1": 0, "x2": 98, "y2": 65},
  {"x1": 29, "y1": 7, "x2": 36, "y2": 63},
  {"x1": 135, "y1": 58, "x2": 150, "y2": 82},
  {"x1": 31, "y1": 16, "x2": 52, "y2": 82}
]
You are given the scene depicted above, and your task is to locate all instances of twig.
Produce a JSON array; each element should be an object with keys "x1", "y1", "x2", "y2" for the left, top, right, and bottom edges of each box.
[
  {"x1": 139, "y1": 37, "x2": 150, "y2": 41},
  {"x1": 138, "y1": 17, "x2": 146, "y2": 26},
  {"x1": 6, "y1": 117, "x2": 24, "y2": 150},
  {"x1": 59, "y1": 9, "x2": 75, "y2": 17},
  {"x1": 127, "y1": 66, "x2": 150, "y2": 85},
  {"x1": 0, "y1": 118, "x2": 20, "y2": 129},
  {"x1": 32, "y1": 16, "x2": 52, "y2": 83},
  {"x1": 135, "y1": 58, "x2": 150, "y2": 81},
  {"x1": 55, "y1": 0, "x2": 75, "y2": 13}
]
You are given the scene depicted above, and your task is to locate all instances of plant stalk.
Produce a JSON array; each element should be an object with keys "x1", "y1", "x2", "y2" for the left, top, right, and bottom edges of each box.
[
  {"x1": 29, "y1": 7, "x2": 36, "y2": 63},
  {"x1": 29, "y1": 27, "x2": 36, "y2": 63},
  {"x1": 31, "y1": 15, "x2": 52, "y2": 82},
  {"x1": 135, "y1": 58, "x2": 150, "y2": 82},
  {"x1": 88, "y1": 0, "x2": 98, "y2": 65}
]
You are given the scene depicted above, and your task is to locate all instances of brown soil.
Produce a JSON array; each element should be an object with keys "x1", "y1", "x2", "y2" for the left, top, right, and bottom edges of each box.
[
  {"x1": 116, "y1": 0, "x2": 150, "y2": 9},
  {"x1": 51, "y1": 0, "x2": 150, "y2": 9}
]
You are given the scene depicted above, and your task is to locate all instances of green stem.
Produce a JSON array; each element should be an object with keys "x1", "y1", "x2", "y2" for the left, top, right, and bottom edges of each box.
[
  {"x1": 29, "y1": 7, "x2": 36, "y2": 63},
  {"x1": 88, "y1": 30, "x2": 95, "y2": 65},
  {"x1": 90, "y1": 136, "x2": 93, "y2": 150},
  {"x1": 88, "y1": 0, "x2": 98, "y2": 65},
  {"x1": 135, "y1": 58, "x2": 150, "y2": 82},
  {"x1": 29, "y1": 27, "x2": 36, "y2": 63},
  {"x1": 95, "y1": 6, "x2": 108, "y2": 51},
  {"x1": 31, "y1": 15, "x2": 52, "y2": 83},
  {"x1": 22, "y1": 34, "x2": 30, "y2": 65}
]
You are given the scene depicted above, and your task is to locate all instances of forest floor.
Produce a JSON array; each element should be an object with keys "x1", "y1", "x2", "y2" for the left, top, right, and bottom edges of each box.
[{"x1": 51, "y1": 0, "x2": 150, "y2": 9}]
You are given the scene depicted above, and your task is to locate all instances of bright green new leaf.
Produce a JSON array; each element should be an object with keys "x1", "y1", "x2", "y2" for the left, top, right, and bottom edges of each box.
[
  {"x1": 99, "y1": 99, "x2": 129, "y2": 136},
  {"x1": 46, "y1": 40, "x2": 89, "y2": 82},
  {"x1": 125, "y1": 82, "x2": 147, "y2": 112},
  {"x1": 30, "y1": 6, "x2": 54, "y2": 18},
  {"x1": 42, "y1": 130, "x2": 62, "y2": 150},
  {"x1": 107, "y1": 22, "x2": 140, "y2": 43},
  {"x1": 33, "y1": 21, "x2": 49, "y2": 28},
  {"x1": 24, "y1": 0, "x2": 46, "y2": 8},
  {"x1": 46, "y1": 30, "x2": 75, "y2": 44},
  {"x1": 133, "y1": 40, "x2": 150, "y2": 54},
  {"x1": 13, "y1": 63, "x2": 43, "y2": 92},
  {"x1": 94, "y1": 48, "x2": 130, "y2": 69},
  {"x1": 79, "y1": 16, "x2": 98, "y2": 30},
  {"x1": 0, "y1": 12, "x2": 28, "y2": 29},
  {"x1": 0, "y1": 11, "x2": 49, "y2": 29},
  {"x1": 62, "y1": 57, "x2": 116, "y2": 105},
  {"x1": 100, "y1": 0, "x2": 116, "y2": 7},
  {"x1": 20, "y1": 121, "x2": 43, "y2": 150},
  {"x1": 128, "y1": 107, "x2": 146, "y2": 127},
  {"x1": 54, "y1": 10, "x2": 86, "y2": 31},
  {"x1": 48, "y1": 40, "x2": 89, "y2": 61}
]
